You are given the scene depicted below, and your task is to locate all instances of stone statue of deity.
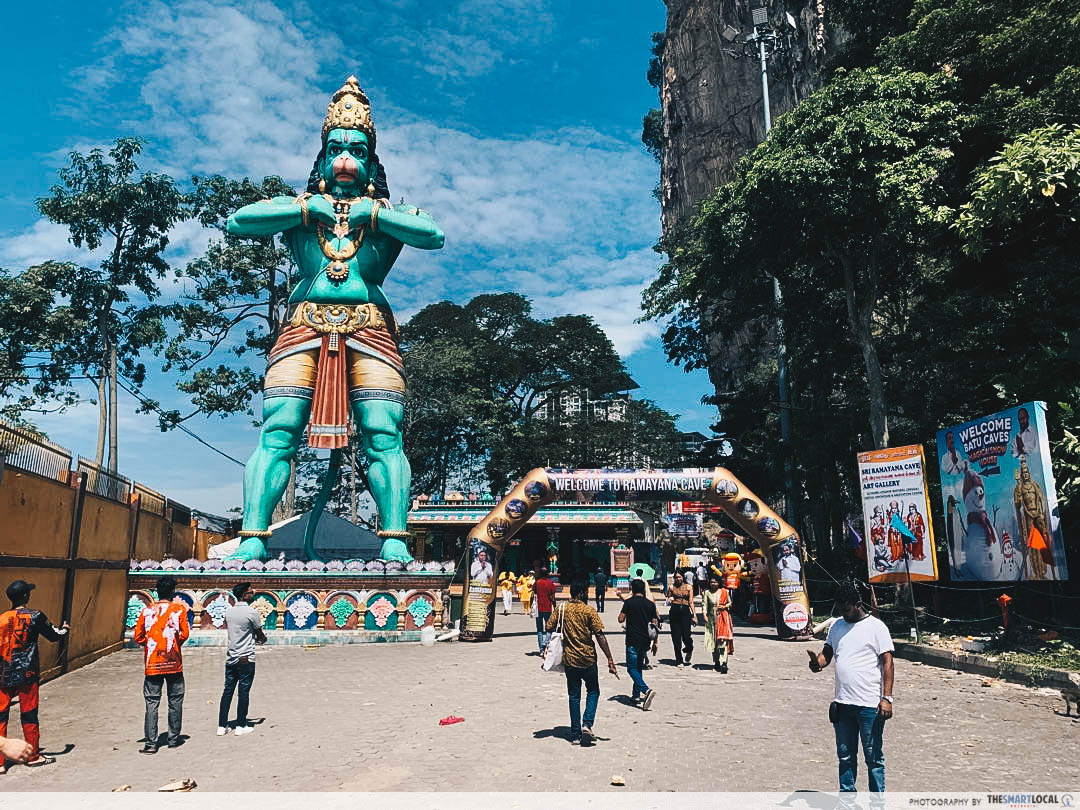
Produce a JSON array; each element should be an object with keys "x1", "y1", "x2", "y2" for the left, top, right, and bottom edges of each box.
[
  {"x1": 1014, "y1": 459, "x2": 1052, "y2": 579},
  {"x1": 226, "y1": 77, "x2": 444, "y2": 562}
]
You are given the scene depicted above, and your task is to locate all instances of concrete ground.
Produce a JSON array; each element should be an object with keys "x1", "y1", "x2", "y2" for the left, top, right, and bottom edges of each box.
[{"x1": 2, "y1": 605, "x2": 1077, "y2": 792}]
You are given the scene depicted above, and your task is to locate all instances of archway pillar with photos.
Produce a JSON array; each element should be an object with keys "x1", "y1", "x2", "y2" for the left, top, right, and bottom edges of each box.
[{"x1": 459, "y1": 468, "x2": 811, "y2": 641}]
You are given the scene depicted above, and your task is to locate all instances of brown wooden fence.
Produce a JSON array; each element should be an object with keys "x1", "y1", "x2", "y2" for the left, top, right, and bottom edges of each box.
[{"x1": 0, "y1": 421, "x2": 198, "y2": 681}]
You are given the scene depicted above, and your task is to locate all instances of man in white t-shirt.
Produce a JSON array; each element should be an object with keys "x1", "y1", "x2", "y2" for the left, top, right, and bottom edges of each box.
[{"x1": 807, "y1": 581, "x2": 894, "y2": 799}]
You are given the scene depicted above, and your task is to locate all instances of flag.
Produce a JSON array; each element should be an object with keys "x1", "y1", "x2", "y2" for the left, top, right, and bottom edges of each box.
[
  {"x1": 846, "y1": 520, "x2": 867, "y2": 560},
  {"x1": 890, "y1": 513, "x2": 916, "y2": 546},
  {"x1": 1027, "y1": 525, "x2": 1054, "y2": 566}
]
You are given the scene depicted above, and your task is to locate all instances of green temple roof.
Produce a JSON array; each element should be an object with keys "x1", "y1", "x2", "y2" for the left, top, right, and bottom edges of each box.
[{"x1": 408, "y1": 505, "x2": 644, "y2": 526}]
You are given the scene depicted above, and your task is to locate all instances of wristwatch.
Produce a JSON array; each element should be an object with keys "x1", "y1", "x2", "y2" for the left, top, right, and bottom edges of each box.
[{"x1": 881, "y1": 695, "x2": 893, "y2": 703}]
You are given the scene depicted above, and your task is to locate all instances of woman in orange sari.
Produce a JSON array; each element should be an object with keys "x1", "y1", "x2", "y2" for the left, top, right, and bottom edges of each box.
[{"x1": 701, "y1": 574, "x2": 734, "y2": 673}]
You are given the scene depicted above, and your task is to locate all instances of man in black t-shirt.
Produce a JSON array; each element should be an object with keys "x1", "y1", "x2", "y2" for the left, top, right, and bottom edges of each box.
[
  {"x1": 617, "y1": 579, "x2": 658, "y2": 710},
  {"x1": 592, "y1": 568, "x2": 608, "y2": 613}
]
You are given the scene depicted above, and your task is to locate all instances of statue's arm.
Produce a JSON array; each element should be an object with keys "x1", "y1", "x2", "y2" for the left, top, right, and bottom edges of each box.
[
  {"x1": 375, "y1": 204, "x2": 445, "y2": 250},
  {"x1": 226, "y1": 195, "x2": 303, "y2": 237}
]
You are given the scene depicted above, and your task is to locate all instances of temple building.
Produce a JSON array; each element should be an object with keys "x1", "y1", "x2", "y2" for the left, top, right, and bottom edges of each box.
[{"x1": 407, "y1": 495, "x2": 659, "y2": 578}]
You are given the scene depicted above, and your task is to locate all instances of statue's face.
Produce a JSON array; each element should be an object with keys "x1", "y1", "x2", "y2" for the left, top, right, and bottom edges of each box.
[{"x1": 321, "y1": 128, "x2": 373, "y2": 194}]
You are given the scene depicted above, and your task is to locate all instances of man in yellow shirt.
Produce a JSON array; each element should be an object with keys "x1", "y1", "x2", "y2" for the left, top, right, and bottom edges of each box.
[{"x1": 544, "y1": 580, "x2": 617, "y2": 745}]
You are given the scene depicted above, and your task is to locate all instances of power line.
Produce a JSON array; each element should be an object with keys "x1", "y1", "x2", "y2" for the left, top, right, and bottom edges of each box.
[{"x1": 115, "y1": 375, "x2": 246, "y2": 467}]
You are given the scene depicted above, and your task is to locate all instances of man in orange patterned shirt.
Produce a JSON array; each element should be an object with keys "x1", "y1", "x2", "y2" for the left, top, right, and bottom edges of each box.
[{"x1": 133, "y1": 576, "x2": 190, "y2": 753}]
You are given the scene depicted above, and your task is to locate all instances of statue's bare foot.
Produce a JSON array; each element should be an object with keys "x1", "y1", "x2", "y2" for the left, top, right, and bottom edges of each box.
[
  {"x1": 227, "y1": 537, "x2": 269, "y2": 562},
  {"x1": 378, "y1": 538, "x2": 413, "y2": 563}
]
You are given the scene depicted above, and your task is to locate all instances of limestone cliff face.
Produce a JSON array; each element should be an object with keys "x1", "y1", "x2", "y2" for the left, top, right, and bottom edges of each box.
[
  {"x1": 659, "y1": 0, "x2": 830, "y2": 393},
  {"x1": 660, "y1": 0, "x2": 828, "y2": 232}
]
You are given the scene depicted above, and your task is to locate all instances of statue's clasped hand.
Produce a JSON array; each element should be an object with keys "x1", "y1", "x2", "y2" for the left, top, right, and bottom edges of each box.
[
  {"x1": 304, "y1": 194, "x2": 338, "y2": 226},
  {"x1": 348, "y1": 197, "x2": 376, "y2": 230}
]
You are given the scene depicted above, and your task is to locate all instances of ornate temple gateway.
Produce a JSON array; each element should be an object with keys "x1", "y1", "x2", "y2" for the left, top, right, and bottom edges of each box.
[{"x1": 408, "y1": 497, "x2": 650, "y2": 579}]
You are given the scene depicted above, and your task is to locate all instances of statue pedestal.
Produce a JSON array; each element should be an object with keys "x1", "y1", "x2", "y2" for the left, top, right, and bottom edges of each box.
[{"x1": 126, "y1": 561, "x2": 456, "y2": 644}]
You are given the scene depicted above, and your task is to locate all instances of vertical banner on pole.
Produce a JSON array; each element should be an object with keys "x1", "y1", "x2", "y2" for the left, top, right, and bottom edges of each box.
[{"x1": 856, "y1": 445, "x2": 939, "y2": 584}]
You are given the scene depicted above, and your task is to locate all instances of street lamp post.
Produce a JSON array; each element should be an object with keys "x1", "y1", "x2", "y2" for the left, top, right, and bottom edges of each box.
[{"x1": 725, "y1": 5, "x2": 798, "y2": 526}]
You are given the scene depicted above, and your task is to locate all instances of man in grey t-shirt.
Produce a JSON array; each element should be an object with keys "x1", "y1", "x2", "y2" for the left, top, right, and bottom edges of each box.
[{"x1": 217, "y1": 582, "x2": 266, "y2": 736}]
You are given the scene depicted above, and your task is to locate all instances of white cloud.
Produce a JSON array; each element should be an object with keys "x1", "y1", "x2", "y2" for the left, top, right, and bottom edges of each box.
[
  {"x1": 56, "y1": 0, "x2": 662, "y2": 359},
  {"x1": 0, "y1": 220, "x2": 104, "y2": 268}
]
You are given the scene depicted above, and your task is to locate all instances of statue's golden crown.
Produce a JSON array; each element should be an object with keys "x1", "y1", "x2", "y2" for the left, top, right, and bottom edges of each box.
[{"x1": 322, "y1": 76, "x2": 375, "y2": 143}]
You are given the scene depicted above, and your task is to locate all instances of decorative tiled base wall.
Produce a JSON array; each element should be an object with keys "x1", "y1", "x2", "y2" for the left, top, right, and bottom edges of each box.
[{"x1": 127, "y1": 568, "x2": 455, "y2": 641}]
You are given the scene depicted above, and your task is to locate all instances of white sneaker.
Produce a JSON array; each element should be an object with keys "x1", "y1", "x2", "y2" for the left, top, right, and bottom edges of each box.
[
  {"x1": 235, "y1": 725, "x2": 255, "y2": 736},
  {"x1": 216, "y1": 727, "x2": 228, "y2": 736}
]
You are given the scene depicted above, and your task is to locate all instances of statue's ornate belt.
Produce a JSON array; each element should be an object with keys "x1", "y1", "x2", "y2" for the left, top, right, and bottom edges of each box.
[{"x1": 290, "y1": 302, "x2": 390, "y2": 334}]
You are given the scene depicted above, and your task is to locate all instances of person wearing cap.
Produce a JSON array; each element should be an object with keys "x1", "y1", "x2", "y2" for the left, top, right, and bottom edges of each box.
[
  {"x1": 133, "y1": 575, "x2": 190, "y2": 753},
  {"x1": 0, "y1": 579, "x2": 69, "y2": 770}
]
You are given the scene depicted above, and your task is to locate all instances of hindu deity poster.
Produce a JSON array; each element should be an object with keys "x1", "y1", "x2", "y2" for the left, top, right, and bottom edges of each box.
[
  {"x1": 857, "y1": 444, "x2": 939, "y2": 583},
  {"x1": 936, "y1": 402, "x2": 1067, "y2": 581}
]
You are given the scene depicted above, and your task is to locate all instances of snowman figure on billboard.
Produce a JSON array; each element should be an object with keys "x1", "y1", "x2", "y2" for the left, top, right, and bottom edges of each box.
[{"x1": 962, "y1": 468, "x2": 999, "y2": 579}]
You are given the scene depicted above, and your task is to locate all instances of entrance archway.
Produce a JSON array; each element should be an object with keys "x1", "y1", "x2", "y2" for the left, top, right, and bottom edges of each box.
[{"x1": 459, "y1": 468, "x2": 811, "y2": 641}]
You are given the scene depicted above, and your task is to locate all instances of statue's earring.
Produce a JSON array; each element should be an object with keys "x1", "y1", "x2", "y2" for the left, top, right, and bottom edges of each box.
[
  {"x1": 367, "y1": 183, "x2": 376, "y2": 197},
  {"x1": 318, "y1": 179, "x2": 326, "y2": 193}
]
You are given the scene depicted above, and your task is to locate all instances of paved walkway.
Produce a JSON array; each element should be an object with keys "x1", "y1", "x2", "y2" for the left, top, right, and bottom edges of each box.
[{"x1": 2, "y1": 606, "x2": 1077, "y2": 792}]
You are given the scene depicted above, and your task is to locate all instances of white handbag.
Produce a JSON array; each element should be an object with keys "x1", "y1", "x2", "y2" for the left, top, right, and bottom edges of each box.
[{"x1": 541, "y1": 604, "x2": 566, "y2": 673}]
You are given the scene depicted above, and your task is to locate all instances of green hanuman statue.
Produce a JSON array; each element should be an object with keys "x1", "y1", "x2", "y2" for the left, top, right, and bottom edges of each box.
[{"x1": 226, "y1": 77, "x2": 444, "y2": 562}]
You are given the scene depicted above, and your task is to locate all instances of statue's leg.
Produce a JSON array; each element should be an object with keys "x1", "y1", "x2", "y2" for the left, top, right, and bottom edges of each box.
[
  {"x1": 352, "y1": 397, "x2": 412, "y2": 562},
  {"x1": 236, "y1": 371, "x2": 313, "y2": 560}
]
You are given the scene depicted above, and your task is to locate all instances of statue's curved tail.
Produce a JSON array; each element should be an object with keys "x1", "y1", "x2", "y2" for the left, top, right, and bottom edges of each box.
[{"x1": 303, "y1": 448, "x2": 343, "y2": 562}]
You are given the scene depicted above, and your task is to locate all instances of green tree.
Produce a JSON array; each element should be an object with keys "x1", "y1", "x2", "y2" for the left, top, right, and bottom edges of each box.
[
  {"x1": 36, "y1": 138, "x2": 187, "y2": 470},
  {"x1": 159, "y1": 175, "x2": 297, "y2": 427},
  {"x1": 0, "y1": 262, "x2": 82, "y2": 425},
  {"x1": 642, "y1": 32, "x2": 665, "y2": 168},
  {"x1": 401, "y1": 293, "x2": 686, "y2": 496},
  {"x1": 647, "y1": 69, "x2": 962, "y2": 451}
]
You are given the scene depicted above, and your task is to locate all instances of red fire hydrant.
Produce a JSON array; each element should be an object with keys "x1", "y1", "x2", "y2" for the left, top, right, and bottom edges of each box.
[{"x1": 997, "y1": 593, "x2": 1013, "y2": 636}]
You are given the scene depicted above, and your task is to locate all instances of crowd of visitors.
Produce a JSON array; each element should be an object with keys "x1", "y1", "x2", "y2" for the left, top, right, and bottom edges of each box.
[
  {"x1": 0, "y1": 574, "x2": 271, "y2": 768},
  {"x1": 0, "y1": 569, "x2": 895, "y2": 799},
  {"x1": 532, "y1": 569, "x2": 892, "y2": 800}
]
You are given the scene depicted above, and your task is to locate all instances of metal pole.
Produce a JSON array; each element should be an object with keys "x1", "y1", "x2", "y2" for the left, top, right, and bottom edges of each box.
[
  {"x1": 757, "y1": 26, "x2": 796, "y2": 526},
  {"x1": 758, "y1": 35, "x2": 772, "y2": 133},
  {"x1": 904, "y1": 553, "x2": 920, "y2": 642}
]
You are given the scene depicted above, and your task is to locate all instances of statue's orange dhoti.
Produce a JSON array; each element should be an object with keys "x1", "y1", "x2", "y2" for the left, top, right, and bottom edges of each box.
[{"x1": 263, "y1": 302, "x2": 405, "y2": 449}]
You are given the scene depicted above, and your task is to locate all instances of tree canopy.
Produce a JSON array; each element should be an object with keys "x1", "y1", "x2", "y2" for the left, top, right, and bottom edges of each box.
[
  {"x1": 643, "y1": 0, "x2": 1080, "y2": 561},
  {"x1": 401, "y1": 293, "x2": 685, "y2": 496}
]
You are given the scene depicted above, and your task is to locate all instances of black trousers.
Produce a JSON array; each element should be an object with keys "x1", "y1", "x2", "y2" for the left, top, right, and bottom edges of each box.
[
  {"x1": 669, "y1": 604, "x2": 694, "y2": 664},
  {"x1": 594, "y1": 588, "x2": 606, "y2": 612},
  {"x1": 218, "y1": 660, "x2": 256, "y2": 727},
  {"x1": 144, "y1": 673, "x2": 184, "y2": 746}
]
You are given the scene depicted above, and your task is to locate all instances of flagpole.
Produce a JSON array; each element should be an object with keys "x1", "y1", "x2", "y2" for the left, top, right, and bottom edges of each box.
[
  {"x1": 904, "y1": 552, "x2": 920, "y2": 641},
  {"x1": 891, "y1": 511, "x2": 920, "y2": 641}
]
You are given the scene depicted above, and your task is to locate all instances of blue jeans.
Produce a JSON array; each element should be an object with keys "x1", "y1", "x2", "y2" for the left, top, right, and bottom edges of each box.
[
  {"x1": 564, "y1": 663, "x2": 599, "y2": 734},
  {"x1": 536, "y1": 612, "x2": 551, "y2": 651},
  {"x1": 218, "y1": 661, "x2": 255, "y2": 727},
  {"x1": 833, "y1": 703, "x2": 885, "y2": 794},
  {"x1": 626, "y1": 644, "x2": 650, "y2": 699}
]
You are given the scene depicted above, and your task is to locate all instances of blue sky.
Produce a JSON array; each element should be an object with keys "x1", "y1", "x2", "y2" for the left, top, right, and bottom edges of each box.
[{"x1": 0, "y1": 0, "x2": 715, "y2": 513}]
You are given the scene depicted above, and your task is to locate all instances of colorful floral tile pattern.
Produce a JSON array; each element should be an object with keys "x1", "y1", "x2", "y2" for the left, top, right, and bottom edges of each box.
[{"x1": 328, "y1": 597, "x2": 355, "y2": 628}]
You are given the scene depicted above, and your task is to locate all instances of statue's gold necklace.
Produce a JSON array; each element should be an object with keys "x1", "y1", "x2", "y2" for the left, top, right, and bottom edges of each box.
[{"x1": 316, "y1": 195, "x2": 365, "y2": 282}]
